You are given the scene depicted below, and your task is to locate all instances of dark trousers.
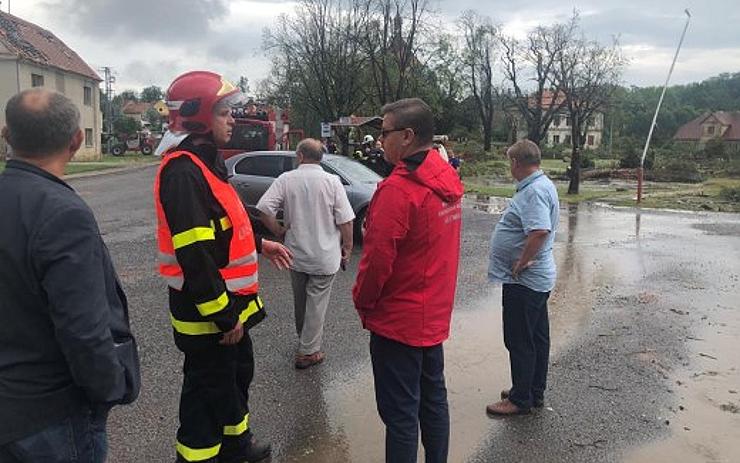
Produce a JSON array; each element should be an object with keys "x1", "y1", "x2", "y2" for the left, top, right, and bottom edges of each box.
[
  {"x1": 370, "y1": 333, "x2": 449, "y2": 463},
  {"x1": 176, "y1": 333, "x2": 255, "y2": 463},
  {"x1": 502, "y1": 283, "x2": 551, "y2": 410},
  {"x1": 0, "y1": 407, "x2": 108, "y2": 463}
]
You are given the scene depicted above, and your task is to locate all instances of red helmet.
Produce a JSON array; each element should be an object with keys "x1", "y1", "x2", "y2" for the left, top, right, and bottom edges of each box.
[{"x1": 165, "y1": 71, "x2": 244, "y2": 134}]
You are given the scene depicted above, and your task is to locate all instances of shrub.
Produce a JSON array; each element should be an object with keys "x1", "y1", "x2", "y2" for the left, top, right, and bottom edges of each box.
[
  {"x1": 652, "y1": 158, "x2": 703, "y2": 183},
  {"x1": 720, "y1": 159, "x2": 740, "y2": 178},
  {"x1": 719, "y1": 186, "x2": 740, "y2": 202},
  {"x1": 459, "y1": 159, "x2": 509, "y2": 178},
  {"x1": 703, "y1": 138, "x2": 726, "y2": 160}
]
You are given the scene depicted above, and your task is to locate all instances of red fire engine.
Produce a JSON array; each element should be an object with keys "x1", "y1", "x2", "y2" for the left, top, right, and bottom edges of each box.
[{"x1": 218, "y1": 103, "x2": 303, "y2": 160}]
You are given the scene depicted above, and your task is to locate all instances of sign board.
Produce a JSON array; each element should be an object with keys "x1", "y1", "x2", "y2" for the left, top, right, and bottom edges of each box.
[{"x1": 320, "y1": 122, "x2": 332, "y2": 138}]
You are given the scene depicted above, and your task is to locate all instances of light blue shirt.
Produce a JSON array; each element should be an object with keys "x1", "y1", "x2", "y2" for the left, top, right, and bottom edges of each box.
[{"x1": 488, "y1": 170, "x2": 560, "y2": 292}]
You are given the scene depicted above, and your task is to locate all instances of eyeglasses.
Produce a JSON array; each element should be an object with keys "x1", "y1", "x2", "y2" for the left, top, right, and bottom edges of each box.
[{"x1": 380, "y1": 127, "x2": 410, "y2": 138}]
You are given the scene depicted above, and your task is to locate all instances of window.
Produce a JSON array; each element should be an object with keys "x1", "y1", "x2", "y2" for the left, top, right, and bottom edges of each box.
[
  {"x1": 552, "y1": 135, "x2": 560, "y2": 145},
  {"x1": 224, "y1": 123, "x2": 270, "y2": 151},
  {"x1": 566, "y1": 117, "x2": 572, "y2": 127},
  {"x1": 707, "y1": 125, "x2": 715, "y2": 135},
  {"x1": 553, "y1": 116, "x2": 561, "y2": 127},
  {"x1": 85, "y1": 128, "x2": 93, "y2": 147},
  {"x1": 31, "y1": 74, "x2": 44, "y2": 87},
  {"x1": 84, "y1": 86, "x2": 92, "y2": 106},
  {"x1": 564, "y1": 135, "x2": 572, "y2": 145},
  {"x1": 587, "y1": 135, "x2": 595, "y2": 146},
  {"x1": 55, "y1": 72, "x2": 65, "y2": 93},
  {"x1": 235, "y1": 156, "x2": 286, "y2": 178}
]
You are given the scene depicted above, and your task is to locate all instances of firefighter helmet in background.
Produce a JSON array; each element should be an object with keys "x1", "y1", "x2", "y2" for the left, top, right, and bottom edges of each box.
[
  {"x1": 363, "y1": 134, "x2": 375, "y2": 144},
  {"x1": 165, "y1": 71, "x2": 245, "y2": 134}
]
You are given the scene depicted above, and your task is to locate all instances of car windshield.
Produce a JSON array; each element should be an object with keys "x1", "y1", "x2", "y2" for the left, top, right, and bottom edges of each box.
[{"x1": 324, "y1": 156, "x2": 382, "y2": 184}]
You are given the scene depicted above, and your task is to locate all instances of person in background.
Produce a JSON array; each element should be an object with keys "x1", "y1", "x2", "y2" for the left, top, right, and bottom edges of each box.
[
  {"x1": 486, "y1": 139, "x2": 559, "y2": 416},
  {"x1": 353, "y1": 98, "x2": 463, "y2": 463},
  {"x1": 0, "y1": 88, "x2": 140, "y2": 462},
  {"x1": 258, "y1": 138, "x2": 355, "y2": 369}
]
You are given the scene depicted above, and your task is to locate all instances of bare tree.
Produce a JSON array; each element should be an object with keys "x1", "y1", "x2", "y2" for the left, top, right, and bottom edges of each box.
[
  {"x1": 360, "y1": 0, "x2": 431, "y2": 106},
  {"x1": 264, "y1": 0, "x2": 370, "y2": 123},
  {"x1": 459, "y1": 10, "x2": 498, "y2": 152},
  {"x1": 557, "y1": 36, "x2": 626, "y2": 194},
  {"x1": 500, "y1": 16, "x2": 576, "y2": 146}
]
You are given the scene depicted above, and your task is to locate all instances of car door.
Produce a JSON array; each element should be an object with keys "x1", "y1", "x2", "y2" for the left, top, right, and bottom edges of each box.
[{"x1": 231, "y1": 155, "x2": 290, "y2": 211}]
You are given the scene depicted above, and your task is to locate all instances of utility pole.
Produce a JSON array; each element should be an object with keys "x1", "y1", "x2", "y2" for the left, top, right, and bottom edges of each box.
[
  {"x1": 100, "y1": 66, "x2": 115, "y2": 154},
  {"x1": 637, "y1": 9, "x2": 691, "y2": 203}
]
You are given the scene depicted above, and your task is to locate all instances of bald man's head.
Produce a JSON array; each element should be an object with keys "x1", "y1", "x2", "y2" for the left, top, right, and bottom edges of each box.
[
  {"x1": 3, "y1": 88, "x2": 80, "y2": 158},
  {"x1": 296, "y1": 138, "x2": 325, "y2": 162}
]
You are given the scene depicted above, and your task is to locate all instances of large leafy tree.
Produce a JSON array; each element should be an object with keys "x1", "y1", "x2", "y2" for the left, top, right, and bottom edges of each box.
[{"x1": 140, "y1": 85, "x2": 164, "y2": 103}]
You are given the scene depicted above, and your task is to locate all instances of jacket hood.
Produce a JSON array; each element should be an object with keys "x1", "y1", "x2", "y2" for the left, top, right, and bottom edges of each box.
[{"x1": 396, "y1": 148, "x2": 464, "y2": 203}]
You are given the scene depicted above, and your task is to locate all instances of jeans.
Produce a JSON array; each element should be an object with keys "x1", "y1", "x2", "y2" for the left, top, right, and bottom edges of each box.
[
  {"x1": 502, "y1": 283, "x2": 551, "y2": 410},
  {"x1": 0, "y1": 408, "x2": 108, "y2": 463},
  {"x1": 370, "y1": 333, "x2": 449, "y2": 463}
]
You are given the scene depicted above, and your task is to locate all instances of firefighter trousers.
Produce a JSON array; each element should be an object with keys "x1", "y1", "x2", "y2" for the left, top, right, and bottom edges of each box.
[{"x1": 175, "y1": 333, "x2": 255, "y2": 463}]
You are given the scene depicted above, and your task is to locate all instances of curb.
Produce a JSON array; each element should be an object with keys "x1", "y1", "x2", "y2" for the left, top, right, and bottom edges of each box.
[{"x1": 64, "y1": 161, "x2": 160, "y2": 180}]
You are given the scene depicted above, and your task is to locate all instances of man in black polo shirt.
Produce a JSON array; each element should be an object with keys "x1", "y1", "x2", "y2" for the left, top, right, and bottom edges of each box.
[{"x1": 0, "y1": 89, "x2": 139, "y2": 462}]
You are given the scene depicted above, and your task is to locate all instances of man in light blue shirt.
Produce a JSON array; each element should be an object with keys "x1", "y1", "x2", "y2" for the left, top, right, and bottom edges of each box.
[{"x1": 486, "y1": 139, "x2": 559, "y2": 415}]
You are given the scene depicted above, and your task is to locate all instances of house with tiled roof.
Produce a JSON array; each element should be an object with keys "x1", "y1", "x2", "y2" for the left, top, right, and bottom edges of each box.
[
  {"x1": 674, "y1": 111, "x2": 740, "y2": 153},
  {"x1": 0, "y1": 11, "x2": 102, "y2": 160},
  {"x1": 514, "y1": 90, "x2": 604, "y2": 149}
]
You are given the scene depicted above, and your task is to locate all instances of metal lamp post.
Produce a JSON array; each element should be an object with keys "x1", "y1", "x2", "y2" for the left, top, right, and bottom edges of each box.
[{"x1": 637, "y1": 9, "x2": 691, "y2": 203}]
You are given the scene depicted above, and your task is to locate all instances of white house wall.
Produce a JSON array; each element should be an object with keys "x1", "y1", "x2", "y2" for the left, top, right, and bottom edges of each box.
[{"x1": 0, "y1": 60, "x2": 102, "y2": 160}]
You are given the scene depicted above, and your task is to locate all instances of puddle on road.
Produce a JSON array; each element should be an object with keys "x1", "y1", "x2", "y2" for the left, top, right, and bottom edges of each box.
[
  {"x1": 277, "y1": 202, "x2": 740, "y2": 462},
  {"x1": 279, "y1": 202, "x2": 635, "y2": 462}
]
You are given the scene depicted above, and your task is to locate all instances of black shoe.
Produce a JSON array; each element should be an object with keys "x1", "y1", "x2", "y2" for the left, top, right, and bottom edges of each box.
[
  {"x1": 500, "y1": 388, "x2": 544, "y2": 408},
  {"x1": 242, "y1": 435, "x2": 271, "y2": 463},
  {"x1": 222, "y1": 436, "x2": 272, "y2": 463}
]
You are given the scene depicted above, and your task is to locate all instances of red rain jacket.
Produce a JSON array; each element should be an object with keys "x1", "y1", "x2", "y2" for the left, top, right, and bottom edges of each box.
[{"x1": 353, "y1": 149, "x2": 464, "y2": 347}]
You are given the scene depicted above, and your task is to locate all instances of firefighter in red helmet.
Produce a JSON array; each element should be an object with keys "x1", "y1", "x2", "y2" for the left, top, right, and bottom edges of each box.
[{"x1": 154, "y1": 71, "x2": 292, "y2": 463}]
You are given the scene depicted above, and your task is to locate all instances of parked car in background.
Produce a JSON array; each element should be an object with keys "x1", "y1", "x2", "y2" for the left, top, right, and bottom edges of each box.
[{"x1": 224, "y1": 151, "x2": 382, "y2": 241}]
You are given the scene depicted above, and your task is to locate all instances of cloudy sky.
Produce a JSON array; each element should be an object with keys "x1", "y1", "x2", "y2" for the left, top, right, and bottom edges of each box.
[{"x1": 11, "y1": 0, "x2": 740, "y2": 93}]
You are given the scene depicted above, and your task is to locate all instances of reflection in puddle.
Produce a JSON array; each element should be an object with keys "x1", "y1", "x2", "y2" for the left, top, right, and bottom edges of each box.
[
  {"x1": 464, "y1": 194, "x2": 510, "y2": 215},
  {"x1": 278, "y1": 204, "x2": 740, "y2": 462}
]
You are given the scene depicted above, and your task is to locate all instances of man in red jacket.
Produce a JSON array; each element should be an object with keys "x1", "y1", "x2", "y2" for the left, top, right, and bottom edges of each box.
[{"x1": 353, "y1": 98, "x2": 463, "y2": 463}]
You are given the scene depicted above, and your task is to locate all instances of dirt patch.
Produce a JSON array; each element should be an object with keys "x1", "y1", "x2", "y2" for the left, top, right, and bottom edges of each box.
[{"x1": 692, "y1": 222, "x2": 740, "y2": 236}]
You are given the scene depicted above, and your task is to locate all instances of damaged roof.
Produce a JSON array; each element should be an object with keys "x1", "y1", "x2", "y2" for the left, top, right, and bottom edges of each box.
[{"x1": 0, "y1": 11, "x2": 101, "y2": 81}]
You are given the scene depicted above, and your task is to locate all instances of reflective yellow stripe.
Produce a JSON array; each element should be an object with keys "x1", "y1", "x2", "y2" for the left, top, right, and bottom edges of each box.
[
  {"x1": 237, "y1": 297, "x2": 261, "y2": 325},
  {"x1": 220, "y1": 216, "x2": 232, "y2": 231},
  {"x1": 176, "y1": 441, "x2": 221, "y2": 462},
  {"x1": 171, "y1": 298, "x2": 263, "y2": 336},
  {"x1": 195, "y1": 292, "x2": 229, "y2": 317},
  {"x1": 223, "y1": 413, "x2": 249, "y2": 436},
  {"x1": 172, "y1": 227, "x2": 215, "y2": 250}
]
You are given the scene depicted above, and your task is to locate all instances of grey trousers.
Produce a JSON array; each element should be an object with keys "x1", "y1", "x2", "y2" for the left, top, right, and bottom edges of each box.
[{"x1": 290, "y1": 270, "x2": 336, "y2": 355}]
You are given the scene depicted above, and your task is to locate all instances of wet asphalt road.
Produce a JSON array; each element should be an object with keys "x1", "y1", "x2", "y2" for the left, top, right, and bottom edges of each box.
[{"x1": 69, "y1": 166, "x2": 740, "y2": 463}]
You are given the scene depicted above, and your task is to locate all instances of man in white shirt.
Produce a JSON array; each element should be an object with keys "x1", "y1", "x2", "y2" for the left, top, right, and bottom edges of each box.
[{"x1": 257, "y1": 139, "x2": 355, "y2": 369}]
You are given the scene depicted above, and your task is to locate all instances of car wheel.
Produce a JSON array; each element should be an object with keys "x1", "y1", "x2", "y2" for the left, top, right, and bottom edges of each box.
[
  {"x1": 141, "y1": 145, "x2": 153, "y2": 155},
  {"x1": 111, "y1": 145, "x2": 124, "y2": 156},
  {"x1": 353, "y1": 207, "x2": 366, "y2": 245}
]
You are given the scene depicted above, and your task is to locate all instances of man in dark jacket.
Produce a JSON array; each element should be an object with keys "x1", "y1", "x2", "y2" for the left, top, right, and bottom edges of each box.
[
  {"x1": 353, "y1": 98, "x2": 464, "y2": 463},
  {"x1": 0, "y1": 89, "x2": 140, "y2": 462}
]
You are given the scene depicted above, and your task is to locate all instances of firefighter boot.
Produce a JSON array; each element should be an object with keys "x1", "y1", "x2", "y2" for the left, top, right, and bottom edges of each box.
[{"x1": 229, "y1": 435, "x2": 271, "y2": 463}]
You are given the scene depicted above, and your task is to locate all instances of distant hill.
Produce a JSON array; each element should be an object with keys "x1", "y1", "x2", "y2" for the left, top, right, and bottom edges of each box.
[{"x1": 613, "y1": 72, "x2": 740, "y2": 144}]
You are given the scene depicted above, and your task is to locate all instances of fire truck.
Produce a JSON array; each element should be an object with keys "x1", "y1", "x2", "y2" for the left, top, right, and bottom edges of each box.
[{"x1": 218, "y1": 104, "x2": 303, "y2": 160}]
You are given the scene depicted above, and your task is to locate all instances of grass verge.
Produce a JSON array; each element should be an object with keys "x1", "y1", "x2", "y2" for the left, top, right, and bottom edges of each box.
[
  {"x1": 464, "y1": 177, "x2": 740, "y2": 213},
  {"x1": 1, "y1": 153, "x2": 158, "y2": 176}
]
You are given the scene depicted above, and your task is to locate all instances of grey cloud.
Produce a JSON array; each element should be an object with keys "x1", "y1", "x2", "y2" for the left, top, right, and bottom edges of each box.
[
  {"x1": 40, "y1": 0, "x2": 229, "y2": 43},
  {"x1": 437, "y1": 0, "x2": 740, "y2": 49}
]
